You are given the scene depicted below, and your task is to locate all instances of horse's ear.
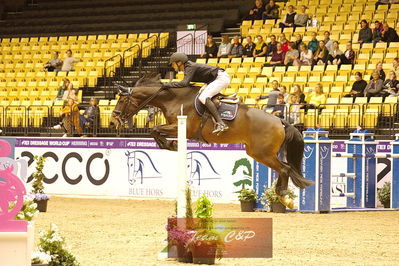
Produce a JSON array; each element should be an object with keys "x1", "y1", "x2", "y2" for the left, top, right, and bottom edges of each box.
[{"x1": 116, "y1": 84, "x2": 132, "y2": 96}]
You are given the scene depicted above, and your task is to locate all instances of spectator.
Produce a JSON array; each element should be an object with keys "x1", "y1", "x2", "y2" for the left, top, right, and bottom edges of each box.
[
  {"x1": 308, "y1": 32, "x2": 319, "y2": 53},
  {"x1": 272, "y1": 94, "x2": 286, "y2": 118},
  {"x1": 292, "y1": 84, "x2": 306, "y2": 103},
  {"x1": 228, "y1": 36, "x2": 244, "y2": 58},
  {"x1": 43, "y1": 51, "x2": 63, "y2": 72},
  {"x1": 307, "y1": 14, "x2": 320, "y2": 29},
  {"x1": 324, "y1": 31, "x2": 333, "y2": 53},
  {"x1": 372, "y1": 21, "x2": 384, "y2": 44},
  {"x1": 344, "y1": 72, "x2": 367, "y2": 98},
  {"x1": 337, "y1": 42, "x2": 355, "y2": 66},
  {"x1": 201, "y1": 35, "x2": 218, "y2": 58},
  {"x1": 80, "y1": 97, "x2": 100, "y2": 131},
  {"x1": 375, "y1": 62, "x2": 386, "y2": 81},
  {"x1": 284, "y1": 42, "x2": 299, "y2": 66},
  {"x1": 266, "y1": 34, "x2": 278, "y2": 56},
  {"x1": 312, "y1": 40, "x2": 329, "y2": 65},
  {"x1": 381, "y1": 22, "x2": 399, "y2": 43},
  {"x1": 306, "y1": 83, "x2": 327, "y2": 110},
  {"x1": 392, "y1": 57, "x2": 399, "y2": 77},
  {"x1": 257, "y1": 80, "x2": 280, "y2": 110},
  {"x1": 279, "y1": 5, "x2": 296, "y2": 29},
  {"x1": 279, "y1": 85, "x2": 289, "y2": 102},
  {"x1": 217, "y1": 36, "x2": 232, "y2": 58},
  {"x1": 279, "y1": 33, "x2": 289, "y2": 52},
  {"x1": 358, "y1": 20, "x2": 373, "y2": 45},
  {"x1": 381, "y1": 70, "x2": 399, "y2": 97},
  {"x1": 364, "y1": 71, "x2": 384, "y2": 98},
  {"x1": 375, "y1": 0, "x2": 398, "y2": 10},
  {"x1": 253, "y1": 35, "x2": 267, "y2": 57},
  {"x1": 61, "y1": 79, "x2": 77, "y2": 102},
  {"x1": 293, "y1": 34, "x2": 303, "y2": 50},
  {"x1": 243, "y1": 36, "x2": 256, "y2": 57},
  {"x1": 264, "y1": 42, "x2": 285, "y2": 66},
  {"x1": 287, "y1": 94, "x2": 301, "y2": 124},
  {"x1": 56, "y1": 78, "x2": 74, "y2": 100},
  {"x1": 327, "y1": 41, "x2": 343, "y2": 65},
  {"x1": 298, "y1": 43, "x2": 313, "y2": 66},
  {"x1": 61, "y1": 49, "x2": 79, "y2": 72},
  {"x1": 262, "y1": 0, "x2": 279, "y2": 20},
  {"x1": 244, "y1": 0, "x2": 265, "y2": 21},
  {"x1": 59, "y1": 98, "x2": 82, "y2": 137},
  {"x1": 294, "y1": 5, "x2": 308, "y2": 28}
]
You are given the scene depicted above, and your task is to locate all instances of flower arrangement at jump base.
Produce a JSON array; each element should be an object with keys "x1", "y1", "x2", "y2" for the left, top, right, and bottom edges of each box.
[
  {"x1": 261, "y1": 180, "x2": 296, "y2": 213},
  {"x1": 31, "y1": 251, "x2": 52, "y2": 266},
  {"x1": 31, "y1": 156, "x2": 50, "y2": 212},
  {"x1": 8, "y1": 194, "x2": 39, "y2": 221}
]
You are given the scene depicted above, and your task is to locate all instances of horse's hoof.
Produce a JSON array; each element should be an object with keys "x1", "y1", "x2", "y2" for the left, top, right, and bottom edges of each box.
[
  {"x1": 169, "y1": 140, "x2": 178, "y2": 151},
  {"x1": 278, "y1": 196, "x2": 294, "y2": 210}
]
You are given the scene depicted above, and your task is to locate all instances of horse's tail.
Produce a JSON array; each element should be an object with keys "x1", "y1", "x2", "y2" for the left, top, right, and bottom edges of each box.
[{"x1": 281, "y1": 119, "x2": 314, "y2": 189}]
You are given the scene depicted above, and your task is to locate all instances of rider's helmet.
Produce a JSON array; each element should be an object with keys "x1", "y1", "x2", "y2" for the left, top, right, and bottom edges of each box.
[{"x1": 169, "y1": 52, "x2": 188, "y2": 64}]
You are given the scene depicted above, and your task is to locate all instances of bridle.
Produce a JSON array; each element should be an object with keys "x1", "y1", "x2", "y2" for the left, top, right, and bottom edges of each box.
[{"x1": 112, "y1": 84, "x2": 165, "y2": 125}]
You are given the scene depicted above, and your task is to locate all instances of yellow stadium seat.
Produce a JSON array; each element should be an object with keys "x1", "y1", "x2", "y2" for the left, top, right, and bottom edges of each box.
[
  {"x1": 242, "y1": 57, "x2": 254, "y2": 67},
  {"x1": 348, "y1": 109, "x2": 361, "y2": 128},
  {"x1": 363, "y1": 109, "x2": 379, "y2": 129},
  {"x1": 218, "y1": 58, "x2": 230, "y2": 68},
  {"x1": 304, "y1": 109, "x2": 317, "y2": 128},
  {"x1": 319, "y1": 109, "x2": 334, "y2": 129},
  {"x1": 253, "y1": 57, "x2": 266, "y2": 67},
  {"x1": 334, "y1": 109, "x2": 348, "y2": 128}
]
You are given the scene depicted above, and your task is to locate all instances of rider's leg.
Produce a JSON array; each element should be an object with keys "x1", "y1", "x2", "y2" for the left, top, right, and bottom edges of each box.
[{"x1": 199, "y1": 70, "x2": 230, "y2": 134}]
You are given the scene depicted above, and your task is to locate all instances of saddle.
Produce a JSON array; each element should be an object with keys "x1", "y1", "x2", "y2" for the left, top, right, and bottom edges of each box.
[{"x1": 194, "y1": 93, "x2": 241, "y2": 121}]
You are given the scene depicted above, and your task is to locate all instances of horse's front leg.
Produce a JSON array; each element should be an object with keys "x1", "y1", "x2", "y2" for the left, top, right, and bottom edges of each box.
[{"x1": 151, "y1": 124, "x2": 178, "y2": 151}]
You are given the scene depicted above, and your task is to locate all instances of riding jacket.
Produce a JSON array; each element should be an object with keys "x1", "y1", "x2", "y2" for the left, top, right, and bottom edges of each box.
[{"x1": 162, "y1": 61, "x2": 221, "y2": 88}]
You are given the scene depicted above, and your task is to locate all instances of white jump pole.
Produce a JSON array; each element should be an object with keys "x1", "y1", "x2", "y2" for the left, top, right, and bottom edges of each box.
[{"x1": 177, "y1": 105, "x2": 187, "y2": 220}]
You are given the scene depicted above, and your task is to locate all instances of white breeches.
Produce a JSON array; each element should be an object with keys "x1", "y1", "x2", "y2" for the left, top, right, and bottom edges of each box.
[{"x1": 198, "y1": 70, "x2": 230, "y2": 104}]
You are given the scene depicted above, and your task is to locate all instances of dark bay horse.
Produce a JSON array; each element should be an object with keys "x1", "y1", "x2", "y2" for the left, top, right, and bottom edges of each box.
[{"x1": 109, "y1": 73, "x2": 314, "y2": 207}]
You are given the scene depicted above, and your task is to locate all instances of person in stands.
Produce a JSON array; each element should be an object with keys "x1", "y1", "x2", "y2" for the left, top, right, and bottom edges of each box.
[
  {"x1": 392, "y1": 57, "x2": 399, "y2": 77},
  {"x1": 80, "y1": 97, "x2": 100, "y2": 131},
  {"x1": 323, "y1": 31, "x2": 333, "y2": 53},
  {"x1": 262, "y1": 0, "x2": 279, "y2": 20},
  {"x1": 358, "y1": 20, "x2": 373, "y2": 45},
  {"x1": 244, "y1": 0, "x2": 265, "y2": 21},
  {"x1": 59, "y1": 98, "x2": 82, "y2": 137},
  {"x1": 43, "y1": 51, "x2": 63, "y2": 72},
  {"x1": 294, "y1": 5, "x2": 309, "y2": 28},
  {"x1": 264, "y1": 42, "x2": 285, "y2": 66},
  {"x1": 257, "y1": 80, "x2": 281, "y2": 111},
  {"x1": 327, "y1": 41, "x2": 343, "y2": 65},
  {"x1": 308, "y1": 32, "x2": 319, "y2": 54},
  {"x1": 298, "y1": 43, "x2": 313, "y2": 66},
  {"x1": 293, "y1": 34, "x2": 303, "y2": 50},
  {"x1": 279, "y1": 33, "x2": 289, "y2": 52},
  {"x1": 381, "y1": 70, "x2": 399, "y2": 97},
  {"x1": 381, "y1": 22, "x2": 399, "y2": 43},
  {"x1": 374, "y1": 62, "x2": 386, "y2": 81},
  {"x1": 61, "y1": 49, "x2": 79, "y2": 72},
  {"x1": 306, "y1": 83, "x2": 327, "y2": 111},
  {"x1": 217, "y1": 36, "x2": 232, "y2": 58},
  {"x1": 201, "y1": 35, "x2": 218, "y2": 58},
  {"x1": 364, "y1": 71, "x2": 384, "y2": 98},
  {"x1": 271, "y1": 94, "x2": 286, "y2": 118},
  {"x1": 345, "y1": 72, "x2": 367, "y2": 99},
  {"x1": 372, "y1": 20, "x2": 384, "y2": 44},
  {"x1": 243, "y1": 36, "x2": 256, "y2": 57},
  {"x1": 266, "y1": 34, "x2": 278, "y2": 56},
  {"x1": 284, "y1": 42, "x2": 299, "y2": 66},
  {"x1": 279, "y1": 5, "x2": 296, "y2": 30},
  {"x1": 253, "y1": 35, "x2": 267, "y2": 57},
  {"x1": 312, "y1": 40, "x2": 329, "y2": 65},
  {"x1": 337, "y1": 42, "x2": 355, "y2": 66},
  {"x1": 228, "y1": 36, "x2": 243, "y2": 58}
]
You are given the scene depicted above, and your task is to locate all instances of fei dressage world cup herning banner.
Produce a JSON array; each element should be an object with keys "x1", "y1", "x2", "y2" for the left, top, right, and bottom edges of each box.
[{"x1": 8, "y1": 138, "x2": 253, "y2": 203}]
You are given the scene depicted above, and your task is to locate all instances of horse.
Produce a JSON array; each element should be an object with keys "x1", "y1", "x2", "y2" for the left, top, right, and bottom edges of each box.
[{"x1": 109, "y1": 73, "x2": 314, "y2": 207}]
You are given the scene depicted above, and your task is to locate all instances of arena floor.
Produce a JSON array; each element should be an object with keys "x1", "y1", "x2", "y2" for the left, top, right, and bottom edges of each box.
[{"x1": 34, "y1": 197, "x2": 399, "y2": 266}]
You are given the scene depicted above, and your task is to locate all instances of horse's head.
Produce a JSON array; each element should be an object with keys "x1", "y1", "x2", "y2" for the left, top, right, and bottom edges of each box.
[{"x1": 109, "y1": 73, "x2": 163, "y2": 130}]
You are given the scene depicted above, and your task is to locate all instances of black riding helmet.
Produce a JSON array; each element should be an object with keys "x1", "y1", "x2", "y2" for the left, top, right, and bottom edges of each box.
[{"x1": 169, "y1": 52, "x2": 189, "y2": 65}]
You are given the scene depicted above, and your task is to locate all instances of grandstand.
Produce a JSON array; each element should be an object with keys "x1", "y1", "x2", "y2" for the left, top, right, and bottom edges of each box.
[{"x1": 0, "y1": 0, "x2": 398, "y2": 138}]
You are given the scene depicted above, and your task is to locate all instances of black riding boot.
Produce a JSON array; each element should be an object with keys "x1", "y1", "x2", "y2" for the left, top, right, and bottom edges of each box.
[{"x1": 205, "y1": 98, "x2": 229, "y2": 134}]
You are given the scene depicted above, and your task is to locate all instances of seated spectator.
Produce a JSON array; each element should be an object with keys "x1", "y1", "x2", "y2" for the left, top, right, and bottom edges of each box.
[
  {"x1": 59, "y1": 98, "x2": 82, "y2": 137},
  {"x1": 372, "y1": 21, "x2": 384, "y2": 44},
  {"x1": 56, "y1": 78, "x2": 73, "y2": 100},
  {"x1": 201, "y1": 35, "x2": 218, "y2": 58},
  {"x1": 312, "y1": 40, "x2": 329, "y2": 65},
  {"x1": 287, "y1": 94, "x2": 301, "y2": 124},
  {"x1": 266, "y1": 34, "x2": 278, "y2": 56},
  {"x1": 272, "y1": 94, "x2": 286, "y2": 118},
  {"x1": 381, "y1": 71, "x2": 399, "y2": 97},
  {"x1": 257, "y1": 80, "x2": 280, "y2": 110},
  {"x1": 294, "y1": 5, "x2": 308, "y2": 28},
  {"x1": 61, "y1": 79, "x2": 77, "y2": 102},
  {"x1": 345, "y1": 72, "x2": 367, "y2": 98},
  {"x1": 306, "y1": 83, "x2": 326, "y2": 110},
  {"x1": 43, "y1": 51, "x2": 62, "y2": 72},
  {"x1": 293, "y1": 34, "x2": 303, "y2": 49},
  {"x1": 307, "y1": 14, "x2": 320, "y2": 29},
  {"x1": 364, "y1": 71, "x2": 384, "y2": 98},
  {"x1": 279, "y1": 5, "x2": 296, "y2": 29},
  {"x1": 61, "y1": 49, "x2": 79, "y2": 72},
  {"x1": 279, "y1": 33, "x2": 289, "y2": 52},
  {"x1": 381, "y1": 22, "x2": 399, "y2": 43},
  {"x1": 253, "y1": 35, "x2": 267, "y2": 58},
  {"x1": 323, "y1": 31, "x2": 333, "y2": 53},
  {"x1": 284, "y1": 42, "x2": 299, "y2": 66},
  {"x1": 374, "y1": 62, "x2": 386, "y2": 81},
  {"x1": 337, "y1": 42, "x2": 355, "y2": 66},
  {"x1": 292, "y1": 84, "x2": 306, "y2": 103},
  {"x1": 327, "y1": 41, "x2": 343, "y2": 65},
  {"x1": 308, "y1": 32, "x2": 319, "y2": 53},
  {"x1": 228, "y1": 36, "x2": 244, "y2": 58},
  {"x1": 298, "y1": 43, "x2": 313, "y2": 66},
  {"x1": 243, "y1": 36, "x2": 256, "y2": 57},
  {"x1": 244, "y1": 0, "x2": 265, "y2": 21},
  {"x1": 217, "y1": 36, "x2": 232, "y2": 58},
  {"x1": 392, "y1": 57, "x2": 399, "y2": 77},
  {"x1": 262, "y1": 0, "x2": 279, "y2": 20},
  {"x1": 279, "y1": 85, "x2": 289, "y2": 102},
  {"x1": 358, "y1": 20, "x2": 373, "y2": 45},
  {"x1": 80, "y1": 97, "x2": 100, "y2": 131},
  {"x1": 264, "y1": 43, "x2": 285, "y2": 66}
]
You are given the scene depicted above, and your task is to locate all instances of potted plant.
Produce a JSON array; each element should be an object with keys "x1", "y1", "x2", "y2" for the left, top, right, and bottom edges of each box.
[
  {"x1": 9, "y1": 194, "x2": 39, "y2": 222},
  {"x1": 260, "y1": 180, "x2": 296, "y2": 213},
  {"x1": 188, "y1": 194, "x2": 224, "y2": 265},
  {"x1": 378, "y1": 182, "x2": 391, "y2": 208},
  {"x1": 238, "y1": 188, "x2": 257, "y2": 212},
  {"x1": 31, "y1": 251, "x2": 51, "y2": 266},
  {"x1": 31, "y1": 156, "x2": 50, "y2": 212}
]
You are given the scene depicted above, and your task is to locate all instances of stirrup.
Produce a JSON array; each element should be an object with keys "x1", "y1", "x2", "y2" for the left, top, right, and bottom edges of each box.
[{"x1": 212, "y1": 123, "x2": 229, "y2": 135}]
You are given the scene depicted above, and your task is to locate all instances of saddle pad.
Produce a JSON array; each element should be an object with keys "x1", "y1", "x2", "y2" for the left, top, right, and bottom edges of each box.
[{"x1": 194, "y1": 95, "x2": 238, "y2": 121}]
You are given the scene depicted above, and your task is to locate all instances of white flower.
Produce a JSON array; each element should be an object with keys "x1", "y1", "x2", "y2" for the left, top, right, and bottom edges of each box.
[
  {"x1": 50, "y1": 223, "x2": 59, "y2": 232},
  {"x1": 32, "y1": 203, "x2": 38, "y2": 208},
  {"x1": 31, "y1": 251, "x2": 52, "y2": 264},
  {"x1": 17, "y1": 213, "x2": 24, "y2": 219}
]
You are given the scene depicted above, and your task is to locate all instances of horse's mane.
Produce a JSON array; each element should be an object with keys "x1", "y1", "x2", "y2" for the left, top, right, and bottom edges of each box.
[{"x1": 135, "y1": 72, "x2": 163, "y2": 87}]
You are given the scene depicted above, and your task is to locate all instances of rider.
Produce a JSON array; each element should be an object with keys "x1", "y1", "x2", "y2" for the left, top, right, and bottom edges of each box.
[{"x1": 162, "y1": 52, "x2": 230, "y2": 134}]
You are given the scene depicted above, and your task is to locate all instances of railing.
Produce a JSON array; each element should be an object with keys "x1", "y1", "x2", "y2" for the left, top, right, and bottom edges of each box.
[
  {"x1": 123, "y1": 43, "x2": 141, "y2": 74},
  {"x1": 139, "y1": 34, "x2": 159, "y2": 75},
  {"x1": 176, "y1": 33, "x2": 194, "y2": 55}
]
